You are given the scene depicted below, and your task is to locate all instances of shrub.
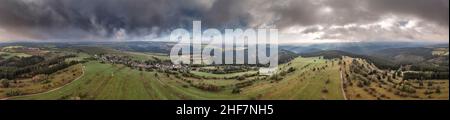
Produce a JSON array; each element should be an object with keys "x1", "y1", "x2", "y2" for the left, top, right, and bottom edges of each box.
[
  {"x1": 236, "y1": 76, "x2": 246, "y2": 81},
  {"x1": 1, "y1": 79, "x2": 10, "y2": 88},
  {"x1": 270, "y1": 74, "x2": 283, "y2": 81},
  {"x1": 41, "y1": 79, "x2": 51, "y2": 84},
  {"x1": 362, "y1": 79, "x2": 371, "y2": 86},
  {"x1": 193, "y1": 83, "x2": 221, "y2": 92},
  {"x1": 419, "y1": 81, "x2": 424, "y2": 87},
  {"x1": 279, "y1": 71, "x2": 287, "y2": 76},
  {"x1": 357, "y1": 82, "x2": 364, "y2": 88},
  {"x1": 232, "y1": 88, "x2": 241, "y2": 94},
  {"x1": 436, "y1": 88, "x2": 441, "y2": 94},
  {"x1": 321, "y1": 88, "x2": 329, "y2": 93},
  {"x1": 6, "y1": 90, "x2": 22, "y2": 97},
  {"x1": 175, "y1": 74, "x2": 181, "y2": 79},
  {"x1": 235, "y1": 80, "x2": 254, "y2": 88},
  {"x1": 399, "y1": 85, "x2": 416, "y2": 93},
  {"x1": 424, "y1": 90, "x2": 433, "y2": 95},
  {"x1": 325, "y1": 79, "x2": 330, "y2": 84},
  {"x1": 287, "y1": 67, "x2": 296, "y2": 73}
]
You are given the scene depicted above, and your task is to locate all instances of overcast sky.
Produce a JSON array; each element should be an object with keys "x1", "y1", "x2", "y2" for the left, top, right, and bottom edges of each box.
[{"x1": 0, "y1": 0, "x2": 448, "y2": 43}]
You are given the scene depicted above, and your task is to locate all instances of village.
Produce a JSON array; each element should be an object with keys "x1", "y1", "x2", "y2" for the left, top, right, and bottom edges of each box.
[{"x1": 94, "y1": 54, "x2": 188, "y2": 72}]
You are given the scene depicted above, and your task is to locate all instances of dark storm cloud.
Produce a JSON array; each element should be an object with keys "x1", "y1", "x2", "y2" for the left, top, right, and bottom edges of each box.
[
  {"x1": 0, "y1": 0, "x2": 448, "y2": 41},
  {"x1": 0, "y1": 0, "x2": 250, "y2": 40},
  {"x1": 269, "y1": 0, "x2": 381, "y2": 28},
  {"x1": 270, "y1": 0, "x2": 319, "y2": 28}
]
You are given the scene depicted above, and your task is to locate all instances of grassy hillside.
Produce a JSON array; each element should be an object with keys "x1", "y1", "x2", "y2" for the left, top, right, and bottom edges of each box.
[
  {"x1": 243, "y1": 57, "x2": 344, "y2": 100},
  {"x1": 1, "y1": 64, "x2": 83, "y2": 98},
  {"x1": 12, "y1": 57, "x2": 345, "y2": 100},
  {"x1": 341, "y1": 57, "x2": 448, "y2": 100},
  {"x1": 2, "y1": 42, "x2": 447, "y2": 100}
]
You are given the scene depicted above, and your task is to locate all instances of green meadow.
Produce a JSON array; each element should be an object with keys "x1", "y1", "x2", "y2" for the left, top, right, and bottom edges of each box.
[{"x1": 13, "y1": 57, "x2": 345, "y2": 100}]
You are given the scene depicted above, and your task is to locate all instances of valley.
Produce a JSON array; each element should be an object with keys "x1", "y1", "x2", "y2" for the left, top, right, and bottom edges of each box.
[{"x1": 1, "y1": 42, "x2": 448, "y2": 100}]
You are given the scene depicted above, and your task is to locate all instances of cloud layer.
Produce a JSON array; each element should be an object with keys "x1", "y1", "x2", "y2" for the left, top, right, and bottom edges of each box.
[{"x1": 0, "y1": 0, "x2": 448, "y2": 42}]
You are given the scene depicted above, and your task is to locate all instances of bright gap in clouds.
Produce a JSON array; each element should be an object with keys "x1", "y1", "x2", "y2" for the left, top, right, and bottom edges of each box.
[{"x1": 320, "y1": 6, "x2": 333, "y2": 14}]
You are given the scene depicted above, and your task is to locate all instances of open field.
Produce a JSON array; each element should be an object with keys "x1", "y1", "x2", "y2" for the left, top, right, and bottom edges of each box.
[
  {"x1": 0, "y1": 52, "x2": 32, "y2": 59},
  {"x1": 12, "y1": 61, "x2": 245, "y2": 100},
  {"x1": 126, "y1": 52, "x2": 170, "y2": 61},
  {"x1": 242, "y1": 57, "x2": 344, "y2": 100}
]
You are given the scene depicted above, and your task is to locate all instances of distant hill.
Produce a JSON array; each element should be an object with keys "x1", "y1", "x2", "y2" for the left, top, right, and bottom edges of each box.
[
  {"x1": 370, "y1": 47, "x2": 448, "y2": 72},
  {"x1": 427, "y1": 43, "x2": 450, "y2": 48},
  {"x1": 300, "y1": 50, "x2": 363, "y2": 59},
  {"x1": 235, "y1": 48, "x2": 298, "y2": 65},
  {"x1": 98, "y1": 41, "x2": 172, "y2": 53},
  {"x1": 370, "y1": 47, "x2": 434, "y2": 64},
  {"x1": 281, "y1": 42, "x2": 437, "y2": 55},
  {"x1": 281, "y1": 46, "x2": 322, "y2": 54},
  {"x1": 300, "y1": 50, "x2": 401, "y2": 70},
  {"x1": 278, "y1": 49, "x2": 299, "y2": 64},
  {"x1": 299, "y1": 46, "x2": 449, "y2": 72}
]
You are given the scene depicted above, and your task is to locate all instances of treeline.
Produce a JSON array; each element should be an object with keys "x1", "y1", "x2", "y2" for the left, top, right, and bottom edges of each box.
[
  {"x1": 408, "y1": 62, "x2": 449, "y2": 72},
  {"x1": 0, "y1": 55, "x2": 80, "y2": 80},
  {"x1": 198, "y1": 66, "x2": 258, "y2": 74},
  {"x1": 301, "y1": 50, "x2": 399, "y2": 69},
  {"x1": 0, "y1": 56, "x2": 45, "y2": 67},
  {"x1": 301, "y1": 50, "x2": 357, "y2": 59},
  {"x1": 181, "y1": 70, "x2": 258, "y2": 80},
  {"x1": 403, "y1": 72, "x2": 449, "y2": 80},
  {"x1": 300, "y1": 50, "x2": 448, "y2": 71},
  {"x1": 176, "y1": 76, "x2": 223, "y2": 92}
]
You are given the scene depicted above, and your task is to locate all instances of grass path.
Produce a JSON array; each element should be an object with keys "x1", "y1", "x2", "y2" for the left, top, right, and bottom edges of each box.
[{"x1": 340, "y1": 69, "x2": 348, "y2": 100}]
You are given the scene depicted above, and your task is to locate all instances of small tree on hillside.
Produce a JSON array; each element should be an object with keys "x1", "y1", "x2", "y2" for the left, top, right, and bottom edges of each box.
[
  {"x1": 237, "y1": 76, "x2": 245, "y2": 81},
  {"x1": 321, "y1": 87, "x2": 329, "y2": 93},
  {"x1": 1, "y1": 79, "x2": 10, "y2": 88},
  {"x1": 427, "y1": 81, "x2": 433, "y2": 87},
  {"x1": 287, "y1": 67, "x2": 296, "y2": 73},
  {"x1": 419, "y1": 81, "x2": 424, "y2": 87},
  {"x1": 325, "y1": 79, "x2": 330, "y2": 84},
  {"x1": 397, "y1": 71, "x2": 402, "y2": 77},
  {"x1": 436, "y1": 88, "x2": 441, "y2": 94}
]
